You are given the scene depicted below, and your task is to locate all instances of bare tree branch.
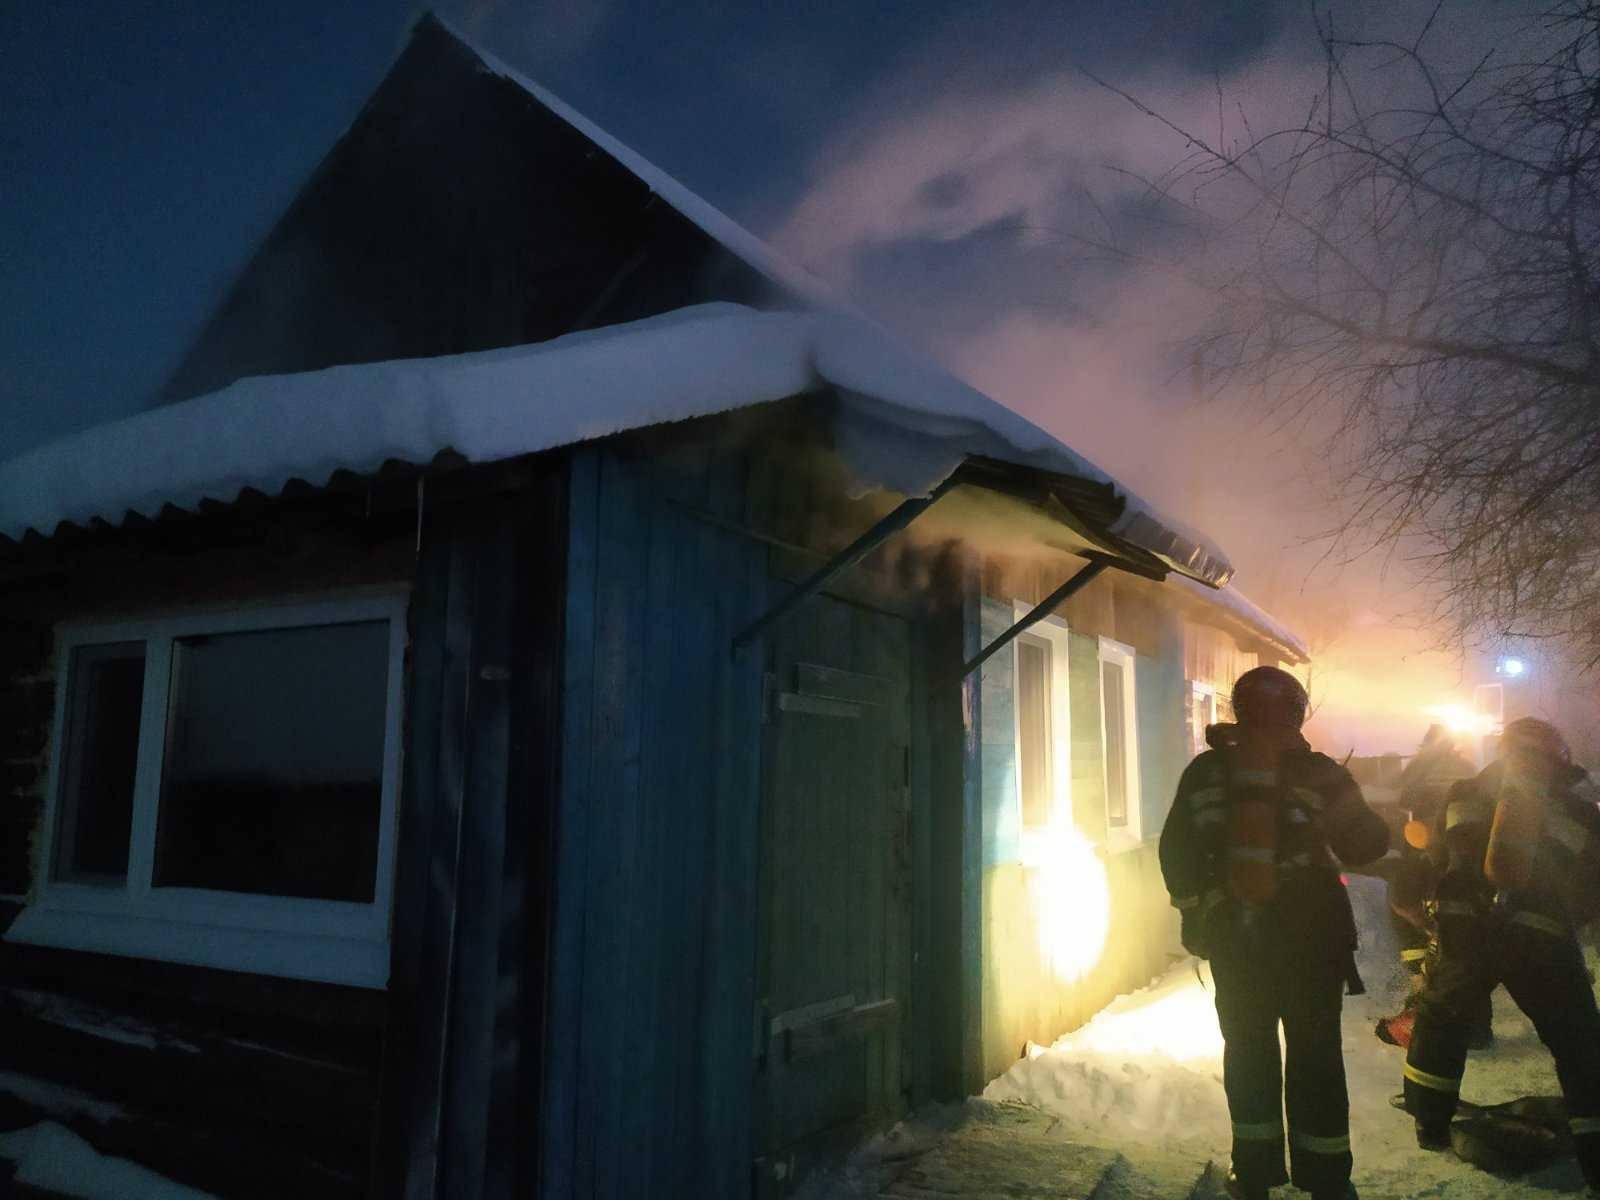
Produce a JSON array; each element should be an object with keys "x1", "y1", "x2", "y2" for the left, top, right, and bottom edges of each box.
[{"x1": 1094, "y1": 1, "x2": 1600, "y2": 662}]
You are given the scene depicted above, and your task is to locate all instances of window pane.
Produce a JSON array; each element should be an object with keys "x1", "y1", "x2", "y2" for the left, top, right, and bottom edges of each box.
[
  {"x1": 1017, "y1": 637, "x2": 1053, "y2": 828},
  {"x1": 1102, "y1": 660, "x2": 1127, "y2": 826},
  {"x1": 1189, "y1": 689, "x2": 1210, "y2": 758},
  {"x1": 154, "y1": 621, "x2": 389, "y2": 902},
  {"x1": 57, "y1": 644, "x2": 145, "y2": 882}
]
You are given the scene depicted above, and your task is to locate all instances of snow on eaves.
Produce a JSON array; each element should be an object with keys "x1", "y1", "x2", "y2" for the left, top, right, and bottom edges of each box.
[
  {"x1": 1169, "y1": 572, "x2": 1309, "y2": 663},
  {"x1": 0, "y1": 304, "x2": 1232, "y2": 590},
  {"x1": 0, "y1": 305, "x2": 803, "y2": 542}
]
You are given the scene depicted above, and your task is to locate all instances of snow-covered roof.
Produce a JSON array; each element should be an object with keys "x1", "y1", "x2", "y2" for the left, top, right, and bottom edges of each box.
[
  {"x1": 1170, "y1": 572, "x2": 1310, "y2": 662},
  {"x1": 0, "y1": 303, "x2": 1232, "y2": 586}
]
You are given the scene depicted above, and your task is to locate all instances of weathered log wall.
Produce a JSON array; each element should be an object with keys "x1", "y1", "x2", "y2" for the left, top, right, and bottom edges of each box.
[{"x1": 0, "y1": 484, "x2": 415, "y2": 1197}]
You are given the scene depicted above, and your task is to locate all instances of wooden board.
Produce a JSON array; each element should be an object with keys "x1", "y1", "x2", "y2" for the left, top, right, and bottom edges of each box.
[{"x1": 372, "y1": 471, "x2": 569, "y2": 1200}]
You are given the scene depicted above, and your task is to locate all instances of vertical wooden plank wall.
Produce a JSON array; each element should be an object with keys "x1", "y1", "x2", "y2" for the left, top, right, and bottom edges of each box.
[
  {"x1": 377, "y1": 506, "x2": 476, "y2": 1200},
  {"x1": 540, "y1": 446, "x2": 767, "y2": 1198},
  {"x1": 1068, "y1": 631, "x2": 1107, "y2": 844},
  {"x1": 700, "y1": 447, "x2": 768, "y2": 1198},
  {"x1": 540, "y1": 453, "x2": 600, "y2": 1198},
  {"x1": 375, "y1": 469, "x2": 568, "y2": 1200}
]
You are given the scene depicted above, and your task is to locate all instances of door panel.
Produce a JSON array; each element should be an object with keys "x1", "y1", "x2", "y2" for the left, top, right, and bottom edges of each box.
[{"x1": 756, "y1": 594, "x2": 911, "y2": 1173}]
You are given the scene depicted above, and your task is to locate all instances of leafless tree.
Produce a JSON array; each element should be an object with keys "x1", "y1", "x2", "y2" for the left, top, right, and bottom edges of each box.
[{"x1": 1100, "y1": 2, "x2": 1600, "y2": 662}]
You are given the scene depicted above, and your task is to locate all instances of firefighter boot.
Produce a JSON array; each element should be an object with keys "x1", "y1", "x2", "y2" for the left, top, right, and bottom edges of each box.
[
  {"x1": 1224, "y1": 1168, "x2": 1268, "y2": 1200},
  {"x1": 1415, "y1": 1119, "x2": 1451, "y2": 1151}
]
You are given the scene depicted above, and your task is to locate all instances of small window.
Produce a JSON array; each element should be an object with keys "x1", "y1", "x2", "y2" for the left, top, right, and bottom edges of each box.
[
  {"x1": 9, "y1": 595, "x2": 406, "y2": 989},
  {"x1": 1187, "y1": 682, "x2": 1217, "y2": 759},
  {"x1": 1011, "y1": 609, "x2": 1072, "y2": 844},
  {"x1": 1098, "y1": 637, "x2": 1142, "y2": 841},
  {"x1": 55, "y1": 643, "x2": 145, "y2": 884}
]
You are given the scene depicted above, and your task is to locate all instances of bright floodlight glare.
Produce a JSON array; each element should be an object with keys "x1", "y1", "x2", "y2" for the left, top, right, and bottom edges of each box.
[
  {"x1": 1498, "y1": 657, "x2": 1527, "y2": 678},
  {"x1": 1423, "y1": 702, "x2": 1496, "y2": 737},
  {"x1": 1029, "y1": 827, "x2": 1111, "y2": 984}
]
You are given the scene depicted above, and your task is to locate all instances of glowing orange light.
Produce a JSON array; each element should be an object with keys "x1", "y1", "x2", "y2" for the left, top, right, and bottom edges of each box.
[{"x1": 1422, "y1": 702, "x2": 1496, "y2": 737}]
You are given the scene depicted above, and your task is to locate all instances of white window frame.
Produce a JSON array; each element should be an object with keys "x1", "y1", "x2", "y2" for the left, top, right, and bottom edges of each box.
[
  {"x1": 1011, "y1": 603, "x2": 1072, "y2": 863},
  {"x1": 7, "y1": 592, "x2": 407, "y2": 989},
  {"x1": 1097, "y1": 636, "x2": 1143, "y2": 847},
  {"x1": 1189, "y1": 680, "x2": 1218, "y2": 759}
]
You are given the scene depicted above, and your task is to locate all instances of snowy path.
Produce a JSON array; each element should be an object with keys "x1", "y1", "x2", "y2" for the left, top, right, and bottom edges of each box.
[{"x1": 983, "y1": 873, "x2": 1588, "y2": 1199}]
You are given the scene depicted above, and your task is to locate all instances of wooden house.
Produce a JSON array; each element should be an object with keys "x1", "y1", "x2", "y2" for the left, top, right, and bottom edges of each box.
[{"x1": 0, "y1": 16, "x2": 1306, "y2": 1199}]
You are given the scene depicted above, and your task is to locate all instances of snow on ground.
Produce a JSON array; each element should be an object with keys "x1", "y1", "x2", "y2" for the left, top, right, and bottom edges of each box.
[
  {"x1": 985, "y1": 873, "x2": 1592, "y2": 1199},
  {"x1": 0, "y1": 1122, "x2": 217, "y2": 1199}
]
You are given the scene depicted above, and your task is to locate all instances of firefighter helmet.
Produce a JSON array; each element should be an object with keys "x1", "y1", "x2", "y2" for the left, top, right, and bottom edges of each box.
[
  {"x1": 1499, "y1": 717, "x2": 1569, "y2": 766},
  {"x1": 1231, "y1": 666, "x2": 1310, "y2": 729}
]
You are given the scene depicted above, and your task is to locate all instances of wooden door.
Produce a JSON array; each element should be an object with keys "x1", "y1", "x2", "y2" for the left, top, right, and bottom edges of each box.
[{"x1": 755, "y1": 593, "x2": 912, "y2": 1184}]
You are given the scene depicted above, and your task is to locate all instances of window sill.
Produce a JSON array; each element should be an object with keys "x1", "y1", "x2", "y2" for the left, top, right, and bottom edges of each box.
[{"x1": 5, "y1": 903, "x2": 389, "y2": 990}]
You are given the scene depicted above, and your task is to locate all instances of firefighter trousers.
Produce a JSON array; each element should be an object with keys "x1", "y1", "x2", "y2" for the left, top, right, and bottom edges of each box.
[
  {"x1": 1391, "y1": 919, "x2": 1492, "y2": 1041},
  {"x1": 1404, "y1": 915, "x2": 1600, "y2": 1187},
  {"x1": 1212, "y1": 951, "x2": 1353, "y2": 1195}
]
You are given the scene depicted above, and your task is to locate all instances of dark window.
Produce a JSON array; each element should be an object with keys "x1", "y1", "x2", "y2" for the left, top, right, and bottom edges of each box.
[
  {"x1": 1102, "y1": 659, "x2": 1128, "y2": 827},
  {"x1": 154, "y1": 621, "x2": 388, "y2": 902},
  {"x1": 55, "y1": 644, "x2": 145, "y2": 882},
  {"x1": 1016, "y1": 636, "x2": 1053, "y2": 829}
]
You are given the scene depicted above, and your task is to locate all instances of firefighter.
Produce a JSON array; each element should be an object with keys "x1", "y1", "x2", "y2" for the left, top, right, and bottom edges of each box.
[
  {"x1": 1375, "y1": 726, "x2": 1486, "y2": 1050},
  {"x1": 1401, "y1": 726, "x2": 1476, "y2": 825},
  {"x1": 1392, "y1": 727, "x2": 1473, "y2": 987},
  {"x1": 1162, "y1": 666, "x2": 1389, "y2": 1200},
  {"x1": 1402, "y1": 717, "x2": 1600, "y2": 1192}
]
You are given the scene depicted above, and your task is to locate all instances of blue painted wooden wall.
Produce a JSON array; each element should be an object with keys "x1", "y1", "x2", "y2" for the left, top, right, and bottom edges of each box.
[{"x1": 540, "y1": 446, "x2": 768, "y2": 1198}]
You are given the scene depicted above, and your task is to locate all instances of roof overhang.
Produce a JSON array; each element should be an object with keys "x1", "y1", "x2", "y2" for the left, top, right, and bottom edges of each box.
[
  {"x1": 945, "y1": 456, "x2": 1202, "y2": 582},
  {"x1": 0, "y1": 306, "x2": 1234, "y2": 590}
]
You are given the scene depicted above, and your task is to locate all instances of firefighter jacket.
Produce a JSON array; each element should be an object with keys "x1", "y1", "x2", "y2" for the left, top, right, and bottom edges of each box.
[
  {"x1": 1160, "y1": 725, "x2": 1390, "y2": 970},
  {"x1": 1428, "y1": 759, "x2": 1600, "y2": 937}
]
